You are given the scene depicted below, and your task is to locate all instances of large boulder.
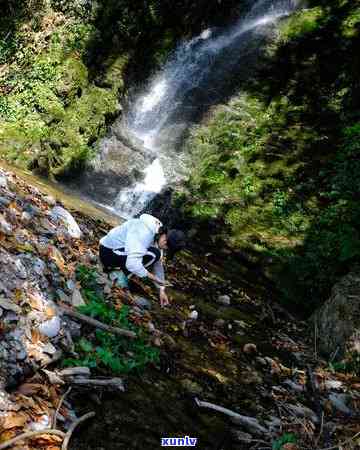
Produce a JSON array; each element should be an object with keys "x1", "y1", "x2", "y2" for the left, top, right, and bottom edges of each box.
[{"x1": 312, "y1": 270, "x2": 360, "y2": 359}]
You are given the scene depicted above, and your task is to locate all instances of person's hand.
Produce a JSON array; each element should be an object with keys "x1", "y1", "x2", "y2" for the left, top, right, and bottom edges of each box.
[{"x1": 159, "y1": 288, "x2": 170, "y2": 308}]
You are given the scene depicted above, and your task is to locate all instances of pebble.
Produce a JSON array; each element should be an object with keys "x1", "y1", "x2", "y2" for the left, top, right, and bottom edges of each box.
[
  {"x1": 39, "y1": 316, "x2": 61, "y2": 338},
  {"x1": 188, "y1": 310, "x2": 198, "y2": 320}
]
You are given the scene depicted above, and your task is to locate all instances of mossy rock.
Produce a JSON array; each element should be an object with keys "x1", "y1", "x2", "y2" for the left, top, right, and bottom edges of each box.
[{"x1": 55, "y1": 56, "x2": 88, "y2": 100}]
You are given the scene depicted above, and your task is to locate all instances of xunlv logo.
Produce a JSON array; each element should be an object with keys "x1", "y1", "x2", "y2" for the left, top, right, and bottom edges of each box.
[{"x1": 161, "y1": 436, "x2": 198, "y2": 446}]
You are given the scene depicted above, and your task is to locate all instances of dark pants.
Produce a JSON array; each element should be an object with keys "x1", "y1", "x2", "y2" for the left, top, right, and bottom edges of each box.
[{"x1": 99, "y1": 244, "x2": 161, "y2": 276}]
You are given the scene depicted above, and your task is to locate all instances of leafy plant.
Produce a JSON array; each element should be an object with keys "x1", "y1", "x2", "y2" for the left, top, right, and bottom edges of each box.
[
  {"x1": 272, "y1": 433, "x2": 297, "y2": 450},
  {"x1": 63, "y1": 264, "x2": 159, "y2": 374}
]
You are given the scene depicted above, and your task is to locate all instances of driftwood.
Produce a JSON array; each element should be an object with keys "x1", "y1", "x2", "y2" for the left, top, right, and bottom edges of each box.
[
  {"x1": 61, "y1": 412, "x2": 95, "y2": 450},
  {"x1": 59, "y1": 304, "x2": 136, "y2": 338},
  {"x1": 0, "y1": 430, "x2": 65, "y2": 450},
  {"x1": 69, "y1": 377, "x2": 125, "y2": 391},
  {"x1": 194, "y1": 397, "x2": 267, "y2": 436}
]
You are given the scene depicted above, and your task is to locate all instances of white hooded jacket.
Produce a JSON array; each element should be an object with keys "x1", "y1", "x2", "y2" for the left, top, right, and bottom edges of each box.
[{"x1": 100, "y1": 214, "x2": 164, "y2": 280}]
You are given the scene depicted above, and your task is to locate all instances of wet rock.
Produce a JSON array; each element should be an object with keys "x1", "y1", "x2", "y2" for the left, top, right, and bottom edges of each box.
[
  {"x1": 38, "y1": 316, "x2": 61, "y2": 338},
  {"x1": 216, "y1": 294, "x2": 231, "y2": 306},
  {"x1": 50, "y1": 206, "x2": 82, "y2": 239},
  {"x1": 312, "y1": 270, "x2": 360, "y2": 359}
]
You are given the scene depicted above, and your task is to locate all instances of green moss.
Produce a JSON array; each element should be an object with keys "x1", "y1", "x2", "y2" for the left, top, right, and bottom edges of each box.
[
  {"x1": 341, "y1": 7, "x2": 360, "y2": 37},
  {"x1": 277, "y1": 7, "x2": 324, "y2": 43},
  {"x1": 55, "y1": 57, "x2": 88, "y2": 100}
]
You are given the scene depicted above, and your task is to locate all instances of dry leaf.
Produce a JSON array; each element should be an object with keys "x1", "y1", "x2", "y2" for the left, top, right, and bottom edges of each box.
[
  {"x1": 18, "y1": 383, "x2": 44, "y2": 396},
  {"x1": 0, "y1": 412, "x2": 28, "y2": 429}
]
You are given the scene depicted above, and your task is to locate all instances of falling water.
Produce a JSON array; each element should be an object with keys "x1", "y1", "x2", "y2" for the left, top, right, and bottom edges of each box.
[{"x1": 91, "y1": 0, "x2": 300, "y2": 218}]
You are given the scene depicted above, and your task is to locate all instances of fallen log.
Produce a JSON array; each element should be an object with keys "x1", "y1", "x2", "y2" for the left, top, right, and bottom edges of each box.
[{"x1": 59, "y1": 304, "x2": 136, "y2": 339}]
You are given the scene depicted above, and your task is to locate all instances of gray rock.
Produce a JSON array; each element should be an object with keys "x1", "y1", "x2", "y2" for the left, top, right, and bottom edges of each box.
[
  {"x1": 0, "y1": 197, "x2": 10, "y2": 207},
  {"x1": 283, "y1": 379, "x2": 305, "y2": 393},
  {"x1": 0, "y1": 216, "x2": 12, "y2": 235},
  {"x1": 217, "y1": 295, "x2": 231, "y2": 306},
  {"x1": 21, "y1": 211, "x2": 32, "y2": 223},
  {"x1": 50, "y1": 206, "x2": 82, "y2": 239},
  {"x1": 43, "y1": 195, "x2": 56, "y2": 206},
  {"x1": 286, "y1": 404, "x2": 319, "y2": 424},
  {"x1": 14, "y1": 259, "x2": 27, "y2": 279},
  {"x1": 16, "y1": 349, "x2": 27, "y2": 361},
  {"x1": 39, "y1": 316, "x2": 61, "y2": 338},
  {"x1": 232, "y1": 430, "x2": 253, "y2": 443},
  {"x1": 312, "y1": 270, "x2": 360, "y2": 359},
  {"x1": 0, "y1": 175, "x2": 8, "y2": 189},
  {"x1": 0, "y1": 298, "x2": 21, "y2": 314},
  {"x1": 134, "y1": 296, "x2": 152, "y2": 310},
  {"x1": 329, "y1": 393, "x2": 353, "y2": 415}
]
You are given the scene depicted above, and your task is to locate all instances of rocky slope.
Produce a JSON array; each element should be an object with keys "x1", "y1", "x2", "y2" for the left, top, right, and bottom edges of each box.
[{"x1": 0, "y1": 167, "x2": 358, "y2": 450}]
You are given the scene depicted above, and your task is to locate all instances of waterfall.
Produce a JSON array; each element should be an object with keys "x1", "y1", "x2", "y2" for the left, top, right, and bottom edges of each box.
[{"x1": 91, "y1": 0, "x2": 300, "y2": 218}]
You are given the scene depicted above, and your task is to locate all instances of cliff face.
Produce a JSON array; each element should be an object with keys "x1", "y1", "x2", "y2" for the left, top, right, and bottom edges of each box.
[{"x1": 177, "y1": 0, "x2": 360, "y2": 311}]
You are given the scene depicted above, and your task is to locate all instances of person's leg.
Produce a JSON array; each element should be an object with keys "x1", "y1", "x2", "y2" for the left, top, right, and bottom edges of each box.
[
  {"x1": 99, "y1": 245, "x2": 161, "y2": 276},
  {"x1": 99, "y1": 245, "x2": 127, "y2": 273}
]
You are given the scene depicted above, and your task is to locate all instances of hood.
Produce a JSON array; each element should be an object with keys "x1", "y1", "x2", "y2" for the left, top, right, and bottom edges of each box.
[{"x1": 139, "y1": 214, "x2": 163, "y2": 234}]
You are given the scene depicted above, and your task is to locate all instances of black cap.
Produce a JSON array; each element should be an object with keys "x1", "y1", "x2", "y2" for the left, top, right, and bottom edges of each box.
[{"x1": 167, "y1": 229, "x2": 186, "y2": 259}]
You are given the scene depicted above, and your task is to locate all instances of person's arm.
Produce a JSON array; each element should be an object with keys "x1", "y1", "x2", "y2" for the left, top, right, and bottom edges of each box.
[
  {"x1": 151, "y1": 258, "x2": 170, "y2": 307},
  {"x1": 124, "y1": 227, "x2": 166, "y2": 285}
]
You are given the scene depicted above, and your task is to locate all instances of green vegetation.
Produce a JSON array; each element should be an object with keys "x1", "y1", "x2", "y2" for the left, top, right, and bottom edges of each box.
[
  {"x1": 180, "y1": 0, "x2": 360, "y2": 311},
  {"x1": 0, "y1": 13, "x2": 123, "y2": 176},
  {"x1": 0, "y1": 0, "x2": 242, "y2": 177},
  {"x1": 272, "y1": 433, "x2": 298, "y2": 450},
  {"x1": 63, "y1": 265, "x2": 159, "y2": 374}
]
